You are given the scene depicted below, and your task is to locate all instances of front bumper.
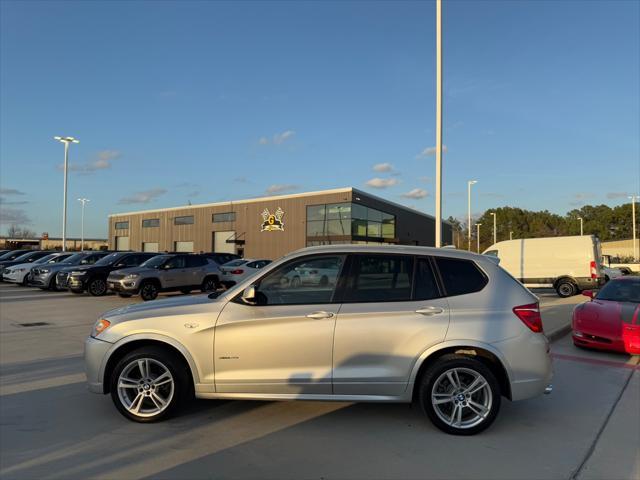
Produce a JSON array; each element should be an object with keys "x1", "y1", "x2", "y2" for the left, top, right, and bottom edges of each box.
[
  {"x1": 68, "y1": 275, "x2": 88, "y2": 291},
  {"x1": 2, "y1": 271, "x2": 25, "y2": 283},
  {"x1": 107, "y1": 277, "x2": 140, "y2": 293},
  {"x1": 30, "y1": 272, "x2": 53, "y2": 287},
  {"x1": 84, "y1": 336, "x2": 114, "y2": 394}
]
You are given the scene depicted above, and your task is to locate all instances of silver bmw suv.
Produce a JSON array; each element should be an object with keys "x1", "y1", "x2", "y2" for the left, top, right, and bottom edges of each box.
[{"x1": 85, "y1": 245, "x2": 552, "y2": 435}]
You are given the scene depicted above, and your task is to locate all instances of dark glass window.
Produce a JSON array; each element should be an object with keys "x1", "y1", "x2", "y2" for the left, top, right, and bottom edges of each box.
[
  {"x1": 252, "y1": 255, "x2": 345, "y2": 305},
  {"x1": 174, "y1": 216, "x2": 194, "y2": 225},
  {"x1": 142, "y1": 218, "x2": 160, "y2": 228},
  {"x1": 165, "y1": 256, "x2": 187, "y2": 269},
  {"x1": 326, "y1": 203, "x2": 351, "y2": 220},
  {"x1": 414, "y1": 258, "x2": 441, "y2": 300},
  {"x1": 306, "y1": 205, "x2": 326, "y2": 222},
  {"x1": 307, "y1": 220, "x2": 327, "y2": 237},
  {"x1": 115, "y1": 221, "x2": 129, "y2": 230},
  {"x1": 351, "y1": 203, "x2": 367, "y2": 220},
  {"x1": 345, "y1": 255, "x2": 414, "y2": 302},
  {"x1": 326, "y1": 219, "x2": 351, "y2": 236},
  {"x1": 213, "y1": 212, "x2": 236, "y2": 223},
  {"x1": 186, "y1": 255, "x2": 207, "y2": 268},
  {"x1": 435, "y1": 257, "x2": 488, "y2": 296}
]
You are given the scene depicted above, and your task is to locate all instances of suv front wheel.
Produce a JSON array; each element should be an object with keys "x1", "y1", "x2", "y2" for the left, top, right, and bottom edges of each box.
[
  {"x1": 140, "y1": 280, "x2": 160, "y2": 301},
  {"x1": 418, "y1": 354, "x2": 501, "y2": 435}
]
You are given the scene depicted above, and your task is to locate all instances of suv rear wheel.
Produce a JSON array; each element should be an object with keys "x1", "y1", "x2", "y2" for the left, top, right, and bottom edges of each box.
[
  {"x1": 200, "y1": 276, "x2": 217, "y2": 293},
  {"x1": 140, "y1": 281, "x2": 159, "y2": 301},
  {"x1": 418, "y1": 354, "x2": 501, "y2": 435}
]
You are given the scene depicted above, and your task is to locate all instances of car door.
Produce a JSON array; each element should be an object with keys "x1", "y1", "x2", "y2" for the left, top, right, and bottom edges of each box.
[
  {"x1": 162, "y1": 256, "x2": 188, "y2": 288},
  {"x1": 185, "y1": 255, "x2": 207, "y2": 286},
  {"x1": 214, "y1": 254, "x2": 347, "y2": 394},
  {"x1": 333, "y1": 254, "x2": 450, "y2": 396}
]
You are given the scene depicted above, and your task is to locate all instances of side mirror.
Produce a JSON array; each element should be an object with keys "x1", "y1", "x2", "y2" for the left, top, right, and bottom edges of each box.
[
  {"x1": 241, "y1": 285, "x2": 257, "y2": 305},
  {"x1": 582, "y1": 290, "x2": 594, "y2": 300}
]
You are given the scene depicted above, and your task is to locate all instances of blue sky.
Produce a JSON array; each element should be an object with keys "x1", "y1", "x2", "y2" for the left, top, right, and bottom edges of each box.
[{"x1": 1, "y1": 0, "x2": 638, "y2": 238}]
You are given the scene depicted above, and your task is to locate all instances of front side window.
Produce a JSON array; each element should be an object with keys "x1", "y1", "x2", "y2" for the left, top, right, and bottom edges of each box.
[
  {"x1": 435, "y1": 257, "x2": 487, "y2": 297},
  {"x1": 174, "y1": 216, "x2": 194, "y2": 225},
  {"x1": 344, "y1": 255, "x2": 414, "y2": 302},
  {"x1": 115, "y1": 221, "x2": 129, "y2": 230},
  {"x1": 251, "y1": 255, "x2": 345, "y2": 305},
  {"x1": 213, "y1": 212, "x2": 236, "y2": 223},
  {"x1": 142, "y1": 218, "x2": 160, "y2": 228},
  {"x1": 165, "y1": 256, "x2": 187, "y2": 269}
]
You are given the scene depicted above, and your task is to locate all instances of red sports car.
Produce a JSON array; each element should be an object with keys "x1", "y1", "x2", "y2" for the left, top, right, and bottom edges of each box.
[{"x1": 572, "y1": 276, "x2": 640, "y2": 355}]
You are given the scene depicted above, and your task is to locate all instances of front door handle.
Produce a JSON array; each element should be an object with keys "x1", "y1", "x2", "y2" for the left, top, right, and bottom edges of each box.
[
  {"x1": 415, "y1": 306, "x2": 444, "y2": 316},
  {"x1": 306, "y1": 311, "x2": 335, "y2": 319}
]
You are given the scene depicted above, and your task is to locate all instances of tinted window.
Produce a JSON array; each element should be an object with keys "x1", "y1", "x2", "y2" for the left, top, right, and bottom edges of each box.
[
  {"x1": 186, "y1": 255, "x2": 206, "y2": 268},
  {"x1": 117, "y1": 255, "x2": 142, "y2": 267},
  {"x1": 596, "y1": 279, "x2": 640, "y2": 303},
  {"x1": 142, "y1": 218, "x2": 160, "y2": 228},
  {"x1": 224, "y1": 259, "x2": 249, "y2": 267},
  {"x1": 95, "y1": 252, "x2": 126, "y2": 266},
  {"x1": 435, "y1": 257, "x2": 487, "y2": 296},
  {"x1": 414, "y1": 258, "x2": 441, "y2": 300},
  {"x1": 213, "y1": 212, "x2": 236, "y2": 223},
  {"x1": 115, "y1": 221, "x2": 129, "y2": 229},
  {"x1": 165, "y1": 256, "x2": 187, "y2": 269},
  {"x1": 484, "y1": 250, "x2": 498, "y2": 257},
  {"x1": 345, "y1": 255, "x2": 414, "y2": 302},
  {"x1": 252, "y1": 255, "x2": 345, "y2": 305},
  {"x1": 174, "y1": 216, "x2": 194, "y2": 225},
  {"x1": 82, "y1": 254, "x2": 104, "y2": 265},
  {"x1": 246, "y1": 260, "x2": 270, "y2": 269}
]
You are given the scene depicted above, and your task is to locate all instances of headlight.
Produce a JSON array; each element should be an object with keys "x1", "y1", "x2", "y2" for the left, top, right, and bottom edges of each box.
[
  {"x1": 92, "y1": 318, "x2": 111, "y2": 337},
  {"x1": 16, "y1": 268, "x2": 26, "y2": 272},
  {"x1": 125, "y1": 273, "x2": 139, "y2": 279},
  {"x1": 40, "y1": 268, "x2": 50, "y2": 273},
  {"x1": 71, "y1": 271, "x2": 87, "y2": 276}
]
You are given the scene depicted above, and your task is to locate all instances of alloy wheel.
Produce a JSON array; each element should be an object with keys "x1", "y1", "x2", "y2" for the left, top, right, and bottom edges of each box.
[
  {"x1": 117, "y1": 358, "x2": 174, "y2": 418},
  {"x1": 89, "y1": 279, "x2": 107, "y2": 296}
]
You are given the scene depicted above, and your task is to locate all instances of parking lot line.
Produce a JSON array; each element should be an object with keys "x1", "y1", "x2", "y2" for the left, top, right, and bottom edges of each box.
[{"x1": 551, "y1": 352, "x2": 640, "y2": 370}]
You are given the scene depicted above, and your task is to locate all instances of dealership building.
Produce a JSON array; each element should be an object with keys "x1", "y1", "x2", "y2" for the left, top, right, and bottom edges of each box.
[{"x1": 108, "y1": 187, "x2": 453, "y2": 259}]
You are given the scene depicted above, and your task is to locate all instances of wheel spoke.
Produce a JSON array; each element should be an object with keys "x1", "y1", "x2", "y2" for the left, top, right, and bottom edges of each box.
[
  {"x1": 150, "y1": 392, "x2": 166, "y2": 410},
  {"x1": 463, "y1": 375, "x2": 486, "y2": 395},
  {"x1": 448, "y1": 404, "x2": 460, "y2": 426},
  {"x1": 118, "y1": 377, "x2": 139, "y2": 389},
  {"x1": 433, "y1": 396, "x2": 454, "y2": 405},
  {"x1": 138, "y1": 359, "x2": 149, "y2": 379},
  {"x1": 446, "y1": 370, "x2": 460, "y2": 389},
  {"x1": 129, "y1": 393, "x2": 145, "y2": 414},
  {"x1": 468, "y1": 400, "x2": 489, "y2": 417},
  {"x1": 153, "y1": 371, "x2": 172, "y2": 386}
]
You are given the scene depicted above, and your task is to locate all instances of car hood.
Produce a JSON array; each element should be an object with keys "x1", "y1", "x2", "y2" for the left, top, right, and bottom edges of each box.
[
  {"x1": 109, "y1": 267, "x2": 156, "y2": 276},
  {"x1": 4, "y1": 262, "x2": 32, "y2": 271},
  {"x1": 573, "y1": 300, "x2": 638, "y2": 340}
]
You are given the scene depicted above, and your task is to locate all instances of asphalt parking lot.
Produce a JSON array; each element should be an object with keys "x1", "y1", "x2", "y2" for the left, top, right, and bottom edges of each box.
[{"x1": 0, "y1": 284, "x2": 638, "y2": 480}]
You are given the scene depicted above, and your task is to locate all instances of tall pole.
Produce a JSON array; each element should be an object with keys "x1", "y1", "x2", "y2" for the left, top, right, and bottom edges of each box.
[
  {"x1": 578, "y1": 217, "x2": 583, "y2": 236},
  {"x1": 476, "y1": 223, "x2": 482, "y2": 253},
  {"x1": 510, "y1": 231, "x2": 513, "y2": 241},
  {"x1": 54, "y1": 136, "x2": 79, "y2": 252},
  {"x1": 434, "y1": 0, "x2": 443, "y2": 248},
  {"x1": 490, "y1": 212, "x2": 497, "y2": 245},
  {"x1": 630, "y1": 195, "x2": 638, "y2": 261},
  {"x1": 467, "y1": 180, "x2": 477, "y2": 251},
  {"x1": 78, "y1": 198, "x2": 90, "y2": 251}
]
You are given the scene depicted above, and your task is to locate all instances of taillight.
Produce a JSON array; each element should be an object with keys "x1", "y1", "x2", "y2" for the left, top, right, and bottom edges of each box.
[
  {"x1": 590, "y1": 261, "x2": 597, "y2": 279},
  {"x1": 231, "y1": 269, "x2": 244, "y2": 275},
  {"x1": 513, "y1": 303, "x2": 543, "y2": 333}
]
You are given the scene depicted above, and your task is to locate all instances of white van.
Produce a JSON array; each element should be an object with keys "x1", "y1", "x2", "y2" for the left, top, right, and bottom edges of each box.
[{"x1": 483, "y1": 235, "x2": 604, "y2": 297}]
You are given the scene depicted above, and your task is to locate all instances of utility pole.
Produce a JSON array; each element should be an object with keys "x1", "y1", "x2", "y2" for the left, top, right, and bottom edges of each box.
[
  {"x1": 54, "y1": 136, "x2": 79, "y2": 251},
  {"x1": 476, "y1": 223, "x2": 482, "y2": 253},
  {"x1": 510, "y1": 231, "x2": 514, "y2": 241},
  {"x1": 578, "y1": 216, "x2": 584, "y2": 236},
  {"x1": 467, "y1": 180, "x2": 477, "y2": 251},
  {"x1": 434, "y1": 0, "x2": 443, "y2": 247},
  {"x1": 490, "y1": 211, "x2": 497, "y2": 245},
  {"x1": 630, "y1": 195, "x2": 638, "y2": 261},
  {"x1": 77, "y1": 198, "x2": 90, "y2": 251}
]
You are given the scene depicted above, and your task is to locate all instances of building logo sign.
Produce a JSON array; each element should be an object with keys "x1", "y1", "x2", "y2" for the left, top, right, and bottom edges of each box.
[{"x1": 261, "y1": 207, "x2": 285, "y2": 232}]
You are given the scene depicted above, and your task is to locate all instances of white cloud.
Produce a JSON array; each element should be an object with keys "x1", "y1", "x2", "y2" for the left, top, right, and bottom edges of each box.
[
  {"x1": 0, "y1": 188, "x2": 25, "y2": 195},
  {"x1": 258, "y1": 137, "x2": 269, "y2": 145},
  {"x1": 118, "y1": 188, "x2": 167, "y2": 205},
  {"x1": 365, "y1": 178, "x2": 400, "y2": 189},
  {"x1": 260, "y1": 130, "x2": 296, "y2": 146},
  {"x1": 58, "y1": 150, "x2": 121, "y2": 174},
  {"x1": 418, "y1": 176, "x2": 431, "y2": 183},
  {"x1": 373, "y1": 163, "x2": 394, "y2": 173},
  {"x1": 416, "y1": 145, "x2": 447, "y2": 159},
  {"x1": 265, "y1": 184, "x2": 298, "y2": 195},
  {"x1": 606, "y1": 192, "x2": 631, "y2": 199},
  {"x1": 401, "y1": 188, "x2": 429, "y2": 199},
  {"x1": 0, "y1": 208, "x2": 32, "y2": 225}
]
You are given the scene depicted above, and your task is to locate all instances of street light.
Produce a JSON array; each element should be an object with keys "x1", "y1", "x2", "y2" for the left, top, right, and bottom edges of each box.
[
  {"x1": 577, "y1": 216, "x2": 584, "y2": 236},
  {"x1": 54, "y1": 136, "x2": 79, "y2": 251},
  {"x1": 77, "y1": 198, "x2": 90, "y2": 251},
  {"x1": 434, "y1": 0, "x2": 443, "y2": 248},
  {"x1": 490, "y1": 212, "x2": 497, "y2": 245},
  {"x1": 467, "y1": 180, "x2": 478, "y2": 251},
  {"x1": 475, "y1": 223, "x2": 482, "y2": 253},
  {"x1": 630, "y1": 195, "x2": 638, "y2": 261}
]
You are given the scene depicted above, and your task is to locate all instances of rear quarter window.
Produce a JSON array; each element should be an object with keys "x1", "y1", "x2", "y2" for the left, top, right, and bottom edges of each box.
[{"x1": 435, "y1": 257, "x2": 488, "y2": 297}]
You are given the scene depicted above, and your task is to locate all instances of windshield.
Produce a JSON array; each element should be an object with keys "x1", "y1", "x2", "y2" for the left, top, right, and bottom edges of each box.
[
  {"x1": 94, "y1": 252, "x2": 126, "y2": 266},
  {"x1": 140, "y1": 255, "x2": 172, "y2": 268},
  {"x1": 223, "y1": 259, "x2": 248, "y2": 267},
  {"x1": 11, "y1": 251, "x2": 39, "y2": 262},
  {"x1": 596, "y1": 280, "x2": 640, "y2": 303},
  {"x1": 33, "y1": 254, "x2": 57, "y2": 264},
  {"x1": 0, "y1": 250, "x2": 28, "y2": 261},
  {"x1": 61, "y1": 253, "x2": 85, "y2": 264}
]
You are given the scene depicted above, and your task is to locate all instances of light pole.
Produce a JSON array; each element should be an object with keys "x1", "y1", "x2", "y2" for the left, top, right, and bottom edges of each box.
[
  {"x1": 630, "y1": 195, "x2": 638, "y2": 261},
  {"x1": 434, "y1": 0, "x2": 443, "y2": 248},
  {"x1": 577, "y1": 216, "x2": 583, "y2": 236},
  {"x1": 510, "y1": 231, "x2": 514, "y2": 241},
  {"x1": 54, "y1": 136, "x2": 79, "y2": 251},
  {"x1": 475, "y1": 223, "x2": 482, "y2": 253},
  {"x1": 77, "y1": 198, "x2": 90, "y2": 251},
  {"x1": 490, "y1": 211, "x2": 497, "y2": 245},
  {"x1": 467, "y1": 180, "x2": 478, "y2": 251}
]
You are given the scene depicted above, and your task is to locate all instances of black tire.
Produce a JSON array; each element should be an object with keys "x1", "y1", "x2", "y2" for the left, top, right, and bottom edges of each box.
[
  {"x1": 417, "y1": 354, "x2": 501, "y2": 435},
  {"x1": 200, "y1": 276, "x2": 217, "y2": 293},
  {"x1": 109, "y1": 346, "x2": 190, "y2": 423},
  {"x1": 604, "y1": 275, "x2": 610, "y2": 283},
  {"x1": 140, "y1": 280, "x2": 160, "y2": 301},
  {"x1": 88, "y1": 278, "x2": 108, "y2": 296},
  {"x1": 48, "y1": 276, "x2": 59, "y2": 291},
  {"x1": 118, "y1": 293, "x2": 132, "y2": 298},
  {"x1": 556, "y1": 279, "x2": 577, "y2": 298},
  {"x1": 20, "y1": 274, "x2": 31, "y2": 286}
]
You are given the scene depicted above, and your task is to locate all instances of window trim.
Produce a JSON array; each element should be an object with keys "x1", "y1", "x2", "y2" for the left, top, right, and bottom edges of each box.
[
  {"x1": 174, "y1": 215, "x2": 195, "y2": 226},
  {"x1": 114, "y1": 221, "x2": 129, "y2": 230},
  {"x1": 142, "y1": 218, "x2": 160, "y2": 228},
  {"x1": 213, "y1": 212, "x2": 236, "y2": 223}
]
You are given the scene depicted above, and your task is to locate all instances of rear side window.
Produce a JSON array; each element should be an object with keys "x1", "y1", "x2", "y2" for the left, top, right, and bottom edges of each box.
[
  {"x1": 435, "y1": 257, "x2": 487, "y2": 297},
  {"x1": 186, "y1": 256, "x2": 207, "y2": 267},
  {"x1": 345, "y1": 255, "x2": 414, "y2": 302},
  {"x1": 414, "y1": 258, "x2": 441, "y2": 300}
]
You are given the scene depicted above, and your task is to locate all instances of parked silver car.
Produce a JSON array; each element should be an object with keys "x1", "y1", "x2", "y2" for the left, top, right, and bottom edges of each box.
[
  {"x1": 85, "y1": 245, "x2": 552, "y2": 435},
  {"x1": 219, "y1": 258, "x2": 271, "y2": 287},
  {"x1": 2, "y1": 252, "x2": 74, "y2": 285},
  {"x1": 106, "y1": 254, "x2": 222, "y2": 301},
  {"x1": 30, "y1": 251, "x2": 110, "y2": 290}
]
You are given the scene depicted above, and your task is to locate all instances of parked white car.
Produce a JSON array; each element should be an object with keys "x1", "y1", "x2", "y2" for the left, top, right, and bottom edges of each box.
[
  {"x1": 2, "y1": 252, "x2": 74, "y2": 285},
  {"x1": 219, "y1": 258, "x2": 271, "y2": 287},
  {"x1": 601, "y1": 265, "x2": 624, "y2": 282}
]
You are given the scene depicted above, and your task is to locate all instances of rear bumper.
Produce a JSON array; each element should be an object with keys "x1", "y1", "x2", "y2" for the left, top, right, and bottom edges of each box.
[
  {"x1": 572, "y1": 332, "x2": 625, "y2": 353},
  {"x1": 84, "y1": 336, "x2": 113, "y2": 394}
]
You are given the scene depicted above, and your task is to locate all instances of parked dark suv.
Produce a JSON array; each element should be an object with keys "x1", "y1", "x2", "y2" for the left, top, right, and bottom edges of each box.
[{"x1": 66, "y1": 252, "x2": 159, "y2": 296}]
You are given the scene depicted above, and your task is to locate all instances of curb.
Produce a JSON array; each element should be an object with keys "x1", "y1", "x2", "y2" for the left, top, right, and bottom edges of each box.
[{"x1": 547, "y1": 324, "x2": 572, "y2": 343}]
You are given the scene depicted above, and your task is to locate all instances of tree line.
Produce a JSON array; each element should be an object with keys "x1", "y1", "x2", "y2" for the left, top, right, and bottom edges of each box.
[{"x1": 447, "y1": 202, "x2": 636, "y2": 252}]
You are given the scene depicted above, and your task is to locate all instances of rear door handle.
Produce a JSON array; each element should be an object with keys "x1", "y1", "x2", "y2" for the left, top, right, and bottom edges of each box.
[
  {"x1": 306, "y1": 311, "x2": 335, "y2": 319},
  {"x1": 415, "y1": 306, "x2": 444, "y2": 316}
]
